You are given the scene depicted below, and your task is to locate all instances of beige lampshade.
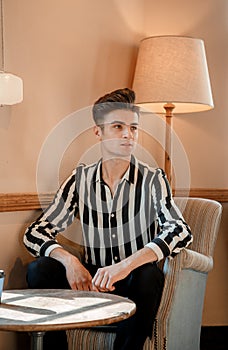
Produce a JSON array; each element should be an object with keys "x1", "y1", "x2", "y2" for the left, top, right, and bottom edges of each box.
[
  {"x1": 0, "y1": 72, "x2": 23, "y2": 105},
  {"x1": 132, "y1": 36, "x2": 214, "y2": 113}
]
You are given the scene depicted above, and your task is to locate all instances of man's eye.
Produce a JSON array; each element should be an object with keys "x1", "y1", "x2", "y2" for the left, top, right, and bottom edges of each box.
[
  {"x1": 131, "y1": 126, "x2": 138, "y2": 131},
  {"x1": 113, "y1": 124, "x2": 122, "y2": 129}
]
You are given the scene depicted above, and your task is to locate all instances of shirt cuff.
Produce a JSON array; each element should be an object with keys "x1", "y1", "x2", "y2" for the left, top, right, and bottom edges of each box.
[
  {"x1": 45, "y1": 244, "x2": 62, "y2": 257},
  {"x1": 40, "y1": 240, "x2": 62, "y2": 257}
]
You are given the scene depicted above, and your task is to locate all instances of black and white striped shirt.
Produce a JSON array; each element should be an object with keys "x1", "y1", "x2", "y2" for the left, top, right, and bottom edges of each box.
[{"x1": 24, "y1": 156, "x2": 192, "y2": 266}]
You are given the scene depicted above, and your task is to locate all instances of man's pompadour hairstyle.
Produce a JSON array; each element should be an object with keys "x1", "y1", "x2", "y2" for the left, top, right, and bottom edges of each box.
[{"x1": 92, "y1": 88, "x2": 140, "y2": 125}]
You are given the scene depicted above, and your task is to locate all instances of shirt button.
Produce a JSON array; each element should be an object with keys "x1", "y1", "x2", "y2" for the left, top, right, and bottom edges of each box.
[
  {"x1": 111, "y1": 213, "x2": 115, "y2": 217},
  {"x1": 114, "y1": 256, "x2": 118, "y2": 261},
  {"x1": 112, "y1": 234, "x2": 116, "y2": 238}
]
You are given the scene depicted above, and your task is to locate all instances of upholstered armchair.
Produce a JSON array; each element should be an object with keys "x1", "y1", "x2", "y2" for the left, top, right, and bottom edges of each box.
[{"x1": 66, "y1": 197, "x2": 222, "y2": 350}]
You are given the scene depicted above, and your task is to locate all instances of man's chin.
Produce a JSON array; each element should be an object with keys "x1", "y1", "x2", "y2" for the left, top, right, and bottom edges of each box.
[{"x1": 105, "y1": 154, "x2": 132, "y2": 162}]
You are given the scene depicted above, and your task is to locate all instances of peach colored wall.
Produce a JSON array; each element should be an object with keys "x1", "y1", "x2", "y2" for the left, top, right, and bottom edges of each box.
[
  {"x1": 0, "y1": 1, "x2": 227, "y2": 348},
  {"x1": 0, "y1": 0, "x2": 227, "y2": 189},
  {"x1": 0, "y1": 0, "x2": 145, "y2": 193}
]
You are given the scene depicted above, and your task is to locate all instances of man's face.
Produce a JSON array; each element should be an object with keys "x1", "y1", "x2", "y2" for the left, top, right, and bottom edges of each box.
[{"x1": 94, "y1": 109, "x2": 139, "y2": 160}]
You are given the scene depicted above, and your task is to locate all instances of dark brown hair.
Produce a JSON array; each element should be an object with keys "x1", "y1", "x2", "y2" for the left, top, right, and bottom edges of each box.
[{"x1": 92, "y1": 88, "x2": 140, "y2": 125}]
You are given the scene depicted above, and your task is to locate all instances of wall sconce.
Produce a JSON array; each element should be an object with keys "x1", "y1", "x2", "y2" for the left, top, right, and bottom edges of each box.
[
  {"x1": 0, "y1": 0, "x2": 23, "y2": 106},
  {"x1": 132, "y1": 35, "x2": 214, "y2": 184}
]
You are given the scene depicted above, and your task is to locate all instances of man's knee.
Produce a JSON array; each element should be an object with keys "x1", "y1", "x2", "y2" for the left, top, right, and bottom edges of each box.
[
  {"x1": 133, "y1": 263, "x2": 164, "y2": 292},
  {"x1": 27, "y1": 256, "x2": 69, "y2": 289}
]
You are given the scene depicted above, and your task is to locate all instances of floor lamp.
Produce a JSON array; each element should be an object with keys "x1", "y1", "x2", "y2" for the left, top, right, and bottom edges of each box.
[{"x1": 132, "y1": 35, "x2": 214, "y2": 185}]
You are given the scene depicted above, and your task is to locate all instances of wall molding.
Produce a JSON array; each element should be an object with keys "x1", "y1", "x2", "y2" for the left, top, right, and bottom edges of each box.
[
  {"x1": 173, "y1": 188, "x2": 228, "y2": 203},
  {"x1": 0, "y1": 189, "x2": 228, "y2": 212},
  {"x1": 0, "y1": 193, "x2": 54, "y2": 212}
]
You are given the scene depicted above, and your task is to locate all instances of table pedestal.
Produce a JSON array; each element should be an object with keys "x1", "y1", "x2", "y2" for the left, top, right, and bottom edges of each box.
[{"x1": 30, "y1": 332, "x2": 45, "y2": 350}]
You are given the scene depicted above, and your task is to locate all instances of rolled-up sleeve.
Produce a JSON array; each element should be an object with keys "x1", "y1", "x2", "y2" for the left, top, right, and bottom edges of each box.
[
  {"x1": 145, "y1": 168, "x2": 193, "y2": 261},
  {"x1": 23, "y1": 169, "x2": 79, "y2": 257}
]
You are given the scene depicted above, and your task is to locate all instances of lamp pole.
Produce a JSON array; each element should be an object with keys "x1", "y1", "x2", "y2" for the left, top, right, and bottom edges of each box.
[{"x1": 164, "y1": 103, "x2": 175, "y2": 185}]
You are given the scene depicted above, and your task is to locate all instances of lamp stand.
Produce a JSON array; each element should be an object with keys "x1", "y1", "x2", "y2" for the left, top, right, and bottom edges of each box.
[{"x1": 164, "y1": 103, "x2": 175, "y2": 185}]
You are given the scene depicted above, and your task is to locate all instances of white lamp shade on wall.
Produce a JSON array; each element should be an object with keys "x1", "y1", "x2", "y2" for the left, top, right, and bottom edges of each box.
[
  {"x1": 0, "y1": 0, "x2": 23, "y2": 106},
  {"x1": 0, "y1": 72, "x2": 23, "y2": 105},
  {"x1": 132, "y1": 36, "x2": 214, "y2": 113}
]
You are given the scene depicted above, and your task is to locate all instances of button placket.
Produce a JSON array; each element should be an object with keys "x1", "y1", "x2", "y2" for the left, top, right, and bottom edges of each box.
[{"x1": 110, "y1": 211, "x2": 120, "y2": 263}]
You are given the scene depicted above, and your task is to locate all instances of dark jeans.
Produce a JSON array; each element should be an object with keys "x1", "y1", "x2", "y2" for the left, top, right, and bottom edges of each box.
[{"x1": 27, "y1": 257, "x2": 164, "y2": 350}]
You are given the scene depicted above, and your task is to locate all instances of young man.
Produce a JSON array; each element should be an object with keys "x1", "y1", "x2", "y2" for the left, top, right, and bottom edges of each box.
[{"x1": 24, "y1": 88, "x2": 192, "y2": 350}]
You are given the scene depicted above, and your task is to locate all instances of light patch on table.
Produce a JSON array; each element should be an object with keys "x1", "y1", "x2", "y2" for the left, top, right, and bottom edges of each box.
[{"x1": 0, "y1": 292, "x2": 134, "y2": 325}]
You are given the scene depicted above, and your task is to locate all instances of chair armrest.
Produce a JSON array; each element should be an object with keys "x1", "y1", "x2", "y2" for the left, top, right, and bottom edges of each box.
[
  {"x1": 180, "y1": 248, "x2": 213, "y2": 272},
  {"x1": 156, "y1": 250, "x2": 212, "y2": 347}
]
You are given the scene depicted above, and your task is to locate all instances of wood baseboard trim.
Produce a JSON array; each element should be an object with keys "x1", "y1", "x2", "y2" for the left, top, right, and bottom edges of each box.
[{"x1": 0, "y1": 189, "x2": 227, "y2": 212}]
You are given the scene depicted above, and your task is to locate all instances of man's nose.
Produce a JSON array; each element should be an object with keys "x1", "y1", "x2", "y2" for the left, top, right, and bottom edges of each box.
[{"x1": 122, "y1": 126, "x2": 133, "y2": 138}]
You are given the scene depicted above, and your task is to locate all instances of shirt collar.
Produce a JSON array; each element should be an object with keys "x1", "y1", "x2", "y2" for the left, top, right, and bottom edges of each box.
[{"x1": 93, "y1": 155, "x2": 137, "y2": 185}]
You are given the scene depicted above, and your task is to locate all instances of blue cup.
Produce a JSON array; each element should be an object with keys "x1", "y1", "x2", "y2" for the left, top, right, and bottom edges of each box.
[{"x1": 0, "y1": 270, "x2": 5, "y2": 303}]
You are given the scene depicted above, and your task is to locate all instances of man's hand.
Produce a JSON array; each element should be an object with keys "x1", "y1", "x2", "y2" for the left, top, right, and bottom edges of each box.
[
  {"x1": 92, "y1": 247, "x2": 158, "y2": 292},
  {"x1": 50, "y1": 247, "x2": 98, "y2": 291},
  {"x1": 92, "y1": 261, "x2": 130, "y2": 292},
  {"x1": 65, "y1": 255, "x2": 96, "y2": 291}
]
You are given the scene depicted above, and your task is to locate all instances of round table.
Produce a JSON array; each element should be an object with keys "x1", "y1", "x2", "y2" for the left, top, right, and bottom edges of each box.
[{"x1": 0, "y1": 289, "x2": 136, "y2": 350}]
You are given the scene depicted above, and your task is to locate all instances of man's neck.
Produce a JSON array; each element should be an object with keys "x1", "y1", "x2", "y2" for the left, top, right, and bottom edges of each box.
[{"x1": 101, "y1": 157, "x2": 130, "y2": 195}]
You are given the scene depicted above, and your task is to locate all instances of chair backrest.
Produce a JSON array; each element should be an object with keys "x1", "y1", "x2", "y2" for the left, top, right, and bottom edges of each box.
[{"x1": 174, "y1": 197, "x2": 222, "y2": 257}]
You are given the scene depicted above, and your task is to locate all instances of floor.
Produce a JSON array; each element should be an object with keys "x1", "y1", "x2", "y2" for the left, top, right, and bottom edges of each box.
[
  {"x1": 16, "y1": 326, "x2": 227, "y2": 349},
  {"x1": 200, "y1": 326, "x2": 227, "y2": 350}
]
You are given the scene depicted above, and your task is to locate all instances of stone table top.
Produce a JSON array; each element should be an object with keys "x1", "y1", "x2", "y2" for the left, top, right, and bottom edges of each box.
[{"x1": 0, "y1": 289, "x2": 136, "y2": 332}]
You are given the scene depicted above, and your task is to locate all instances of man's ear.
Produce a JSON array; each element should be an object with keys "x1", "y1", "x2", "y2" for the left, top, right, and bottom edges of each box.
[{"x1": 94, "y1": 125, "x2": 102, "y2": 139}]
